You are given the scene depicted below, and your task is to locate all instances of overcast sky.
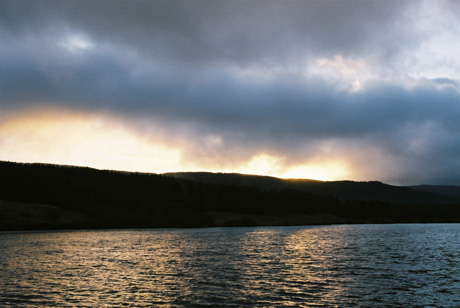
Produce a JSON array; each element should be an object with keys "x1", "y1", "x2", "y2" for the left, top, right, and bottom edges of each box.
[{"x1": 1, "y1": 0, "x2": 460, "y2": 185}]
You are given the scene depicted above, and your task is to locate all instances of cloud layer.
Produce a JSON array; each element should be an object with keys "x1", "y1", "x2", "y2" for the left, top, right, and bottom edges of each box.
[{"x1": 1, "y1": 0, "x2": 460, "y2": 184}]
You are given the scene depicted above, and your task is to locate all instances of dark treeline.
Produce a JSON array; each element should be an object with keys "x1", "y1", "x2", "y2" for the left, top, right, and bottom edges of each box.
[{"x1": 1, "y1": 161, "x2": 460, "y2": 231}]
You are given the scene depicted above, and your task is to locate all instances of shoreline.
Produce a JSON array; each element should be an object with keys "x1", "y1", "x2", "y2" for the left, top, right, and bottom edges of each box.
[{"x1": 2, "y1": 211, "x2": 460, "y2": 233}]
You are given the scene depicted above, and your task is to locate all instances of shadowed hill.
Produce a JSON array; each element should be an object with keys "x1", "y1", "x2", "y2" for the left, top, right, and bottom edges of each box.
[
  {"x1": 166, "y1": 172, "x2": 458, "y2": 204},
  {"x1": 0, "y1": 200, "x2": 94, "y2": 231},
  {"x1": 409, "y1": 185, "x2": 460, "y2": 199},
  {"x1": 2, "y1": 161, "x2": 460, "y2": 231}
]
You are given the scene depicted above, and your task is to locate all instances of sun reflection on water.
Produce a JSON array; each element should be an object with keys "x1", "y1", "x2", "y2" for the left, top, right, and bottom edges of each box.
[{"x1": 1, "y1": 225, "x2": 460, "y2": 307}]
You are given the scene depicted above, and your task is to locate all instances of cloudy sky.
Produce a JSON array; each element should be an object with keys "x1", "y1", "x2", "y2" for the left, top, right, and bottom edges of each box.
[{"x1": 1, "y1": 0, "x2": 460, "y2": 185}]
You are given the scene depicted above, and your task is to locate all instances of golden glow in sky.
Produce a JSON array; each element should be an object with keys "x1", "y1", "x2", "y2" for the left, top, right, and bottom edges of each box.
[
  {"x1": 0, "y1": 109, "x2": 182, "y2": 173},
  {"x1": 282, "y1": 161, "x2": 351, "y2": 181},
  {"x1": 4, "y1": 1, "x2": 460, "y2": 185},
  {"x1": 0, "y1": 108, "x2": 353, "y2": 181}
]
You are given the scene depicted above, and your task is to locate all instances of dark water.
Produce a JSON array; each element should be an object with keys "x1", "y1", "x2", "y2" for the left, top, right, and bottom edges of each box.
[{"x1": 1, "y1": 224, "x2": 460, "y2": 307}]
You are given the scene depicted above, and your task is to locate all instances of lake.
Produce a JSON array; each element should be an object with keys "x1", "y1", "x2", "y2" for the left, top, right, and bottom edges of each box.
[{"x1": 1, "y1": 224, "x2": 460, "y2": 307}]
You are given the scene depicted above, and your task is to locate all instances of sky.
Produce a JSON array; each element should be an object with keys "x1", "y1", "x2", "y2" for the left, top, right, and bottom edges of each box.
[{"x1": 1, "y1": 0, "x2": 460, "y2": 185}]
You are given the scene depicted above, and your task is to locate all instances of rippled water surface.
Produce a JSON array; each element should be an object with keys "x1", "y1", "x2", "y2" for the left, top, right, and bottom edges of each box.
[{"x1": 1, "y1": 224, "x2": 460, "y2": 307}]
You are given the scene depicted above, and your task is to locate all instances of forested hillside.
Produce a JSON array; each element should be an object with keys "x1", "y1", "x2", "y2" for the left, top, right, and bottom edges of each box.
[
  {"x1": 1, "y1": 161, "x2": 460, "y2": 231},
  {"x1": 167, "y1": 172, "x2": 458, "y2": 204}
]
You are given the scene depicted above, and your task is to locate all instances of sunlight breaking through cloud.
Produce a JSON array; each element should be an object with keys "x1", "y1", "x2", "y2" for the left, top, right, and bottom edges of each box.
[
  {"x1": 0, "y1": 109, "x2": 181, "y2": 173},
  {"x1": 3, "y1": 0, "x2": 460, "y2": 184}
]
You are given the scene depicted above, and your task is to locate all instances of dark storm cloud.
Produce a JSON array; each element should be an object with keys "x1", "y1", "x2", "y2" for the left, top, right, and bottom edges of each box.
[
  {"x1": 2, "y1": 0, "x2": 460, "y2": 184},
  {"x1": 3, "y1": 40, "x2": 459, "y2": 139},
  {"x1": 0, "y1": 0, "x2": 409, "y2": 66}
]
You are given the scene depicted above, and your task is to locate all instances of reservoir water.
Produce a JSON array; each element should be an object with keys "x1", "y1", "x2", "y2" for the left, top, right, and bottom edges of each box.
[{"x1": 1, "y1": 224, "x2": 460, "y2": 307}]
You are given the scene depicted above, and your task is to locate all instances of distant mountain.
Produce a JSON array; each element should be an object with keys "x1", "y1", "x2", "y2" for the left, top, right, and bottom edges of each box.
[{"x1": 165, "y1": 172, "x2": 459, "y2": 204}]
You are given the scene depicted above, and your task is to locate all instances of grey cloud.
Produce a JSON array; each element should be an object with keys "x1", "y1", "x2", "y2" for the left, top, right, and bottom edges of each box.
[
  {"x1": 4, "y1": 60, "x2": 460, "y2": 185},
  {"x1": 1, "y1": 0, "x2": 410, "y2": 66},
  {"x1": 2, "y1": 37, "x2": 460, "y2": 144},
  {"x1": 2, "y1": 0, "x2": 460, "y2": 185},
  {"x1": 433, "y1": 78, "x2": 460, "y2": 89}
]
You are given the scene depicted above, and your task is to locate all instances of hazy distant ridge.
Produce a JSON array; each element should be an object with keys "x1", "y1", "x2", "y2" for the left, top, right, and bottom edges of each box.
[
  {"x1": 409, "y1": 185, "x2": 460, "y2": 199},
  {"x1": 166, "y1": 172, "x2": 458, "y2": 204}
]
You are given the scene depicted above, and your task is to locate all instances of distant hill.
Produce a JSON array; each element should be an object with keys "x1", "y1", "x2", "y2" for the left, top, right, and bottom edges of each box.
[
  {"x1": 166, "y1": 172, "x2": 459, "y2": 204},
  {"x1": 409, "y1": 185, "x2": 460, "y2": 199},
  {"x1": 2, "y1": 161, "x2": 460, "y2": 231}
]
